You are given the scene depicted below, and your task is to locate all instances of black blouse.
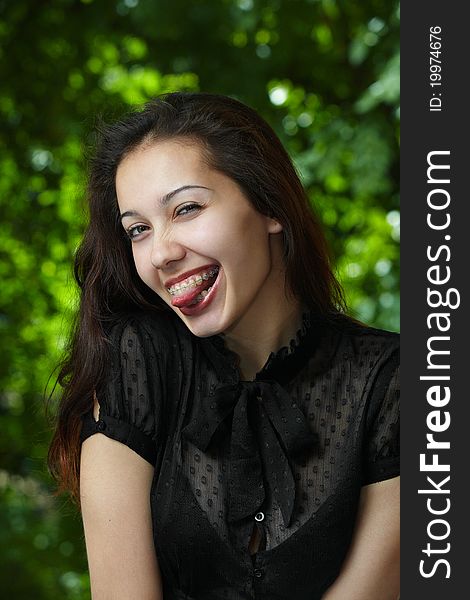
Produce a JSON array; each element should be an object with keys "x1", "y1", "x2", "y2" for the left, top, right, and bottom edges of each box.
[{"x1": 80, "y1": 309, "x2": 399, "y2": 600}]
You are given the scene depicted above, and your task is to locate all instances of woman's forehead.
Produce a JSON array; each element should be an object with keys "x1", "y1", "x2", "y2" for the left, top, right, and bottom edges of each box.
[
  {"x1": 117, "y1": 140, "x2": 211, "y2": 198},
  {"x1": 115, "y1": 139, "x2": 243, "y2": 216},
  {"x1": 120, "y1": 137, "x2": 207, "y2": 174}
]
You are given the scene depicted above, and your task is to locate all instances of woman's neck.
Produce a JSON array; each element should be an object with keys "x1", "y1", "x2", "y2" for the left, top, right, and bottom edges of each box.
[{"x1": 222, "y1": 297, "x2": 303, "y2": 381}]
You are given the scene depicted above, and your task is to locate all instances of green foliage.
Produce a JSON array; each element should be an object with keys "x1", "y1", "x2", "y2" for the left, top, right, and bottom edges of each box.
[{"x1": 0, "y1": 0, "x2": 399, "y2": 596}]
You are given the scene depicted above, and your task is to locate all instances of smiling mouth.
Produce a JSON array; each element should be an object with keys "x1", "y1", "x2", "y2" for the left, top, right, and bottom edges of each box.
[{"x1": 168, "y1": 266, "x2": 219, "y2": 308}]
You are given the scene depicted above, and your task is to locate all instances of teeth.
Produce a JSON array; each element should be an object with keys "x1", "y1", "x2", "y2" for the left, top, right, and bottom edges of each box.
[
  {"x1": 168, "y1": 266, "x2": 219, "y2": 295},
  {"x1": 189, "y1": 284, "x2": 214, "y2": 305}
]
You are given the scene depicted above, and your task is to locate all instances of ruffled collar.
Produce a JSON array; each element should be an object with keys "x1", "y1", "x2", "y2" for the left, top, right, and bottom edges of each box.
[
  {"x1": 200, "y1": 310, "x2": 338, "y2": 386},
  {"x1": 200, "y1": 310, "x2": 323, "y2": 386},
  {"x1": 254, "y1": 309, "x2": 314, "y2": 380}
]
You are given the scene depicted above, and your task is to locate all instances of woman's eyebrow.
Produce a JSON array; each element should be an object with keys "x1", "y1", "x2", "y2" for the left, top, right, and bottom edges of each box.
[
  {"x1": 161, "y1": 184, "x2": 211, "y2": 206},
  {"x1": 120, "y1": 185, "x2": 211, "y2": 220}
]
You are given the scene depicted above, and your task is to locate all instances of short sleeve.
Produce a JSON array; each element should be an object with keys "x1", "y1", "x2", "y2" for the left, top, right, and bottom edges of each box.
[
  {"x1": 362, "y1": 346, "x2": 400, "y2": 485},
  {"x1": 80, "y1": 318, "x2": 164, "y2": 465}
]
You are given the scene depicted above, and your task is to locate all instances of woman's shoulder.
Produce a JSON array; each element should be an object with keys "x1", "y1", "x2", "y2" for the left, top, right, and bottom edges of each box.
[
  {"x1": 318, "y1": 312, "x2": 399, "y2": 370},
  {"x1": 324, "y1": 312, "x2": 399, "y2": 344},
  {"x1": 104, "y1": 308, "x2": 193, "y2": 359}
]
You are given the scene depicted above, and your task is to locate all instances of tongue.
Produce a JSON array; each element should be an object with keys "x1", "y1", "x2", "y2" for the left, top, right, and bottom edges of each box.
[{"x1": 171, "y1": 277, "x2": 214, "y2": 308}]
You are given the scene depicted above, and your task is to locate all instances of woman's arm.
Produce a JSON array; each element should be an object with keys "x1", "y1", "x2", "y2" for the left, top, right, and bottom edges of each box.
[
  {"x1": 80, "y1": 402, "x2": 163, "y2": 600},
  {"x1": 322, "y1": 476, "x2": 400, "y2": 600}
]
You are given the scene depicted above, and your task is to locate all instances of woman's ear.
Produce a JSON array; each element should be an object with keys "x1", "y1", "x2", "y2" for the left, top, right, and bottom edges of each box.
[{"x1": 266, "y1": 217, "x2": 283, "y2": 234}]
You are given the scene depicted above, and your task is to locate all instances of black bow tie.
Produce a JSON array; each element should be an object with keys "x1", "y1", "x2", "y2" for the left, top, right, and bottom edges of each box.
[{"x1": 182, "y1": 378, "x2": 318, "y2": 527}]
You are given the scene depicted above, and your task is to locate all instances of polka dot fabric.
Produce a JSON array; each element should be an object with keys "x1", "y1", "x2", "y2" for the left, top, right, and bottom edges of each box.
[{"x1": 80, "y1": 310, "x2": 399, "y2": 600}]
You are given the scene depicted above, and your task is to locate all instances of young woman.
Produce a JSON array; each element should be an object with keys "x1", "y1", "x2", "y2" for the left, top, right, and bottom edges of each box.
[{"x1": 48, "y1": 92, "x2": 399, "y2": 600}]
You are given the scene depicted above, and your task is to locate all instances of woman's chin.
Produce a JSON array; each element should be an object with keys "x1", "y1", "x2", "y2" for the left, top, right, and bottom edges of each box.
[{"x1": 179, "y1": 310, "x2": 227, "y2": 338}]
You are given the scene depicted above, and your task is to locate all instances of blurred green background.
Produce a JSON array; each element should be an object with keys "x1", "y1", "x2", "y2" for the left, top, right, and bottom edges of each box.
[{"x1": 0, "y1": 0, "x2": 399, "y2": 597}]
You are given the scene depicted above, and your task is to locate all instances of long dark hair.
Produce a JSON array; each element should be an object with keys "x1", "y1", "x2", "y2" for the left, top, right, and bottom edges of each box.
[{"x1": 47, "y1": 91, "x2": 345, "y2": 503}]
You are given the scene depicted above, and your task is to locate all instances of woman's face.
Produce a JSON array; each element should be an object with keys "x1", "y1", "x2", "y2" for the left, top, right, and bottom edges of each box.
[{"x1": 116, "y1": 138, "x2": 285, "y2": 338}]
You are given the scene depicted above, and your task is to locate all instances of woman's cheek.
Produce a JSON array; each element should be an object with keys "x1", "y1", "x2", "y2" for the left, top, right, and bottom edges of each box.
[{"x1": 132, "y1": 248, "x2": 152, "y2": 287}]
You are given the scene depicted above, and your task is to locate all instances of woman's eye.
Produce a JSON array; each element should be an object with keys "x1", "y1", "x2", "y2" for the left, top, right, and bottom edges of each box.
[
  {"x1": 126, "y1": 224, "x2": 149, "y2": 240},
  {"x1": 175, "y1": 203, "x2": 201, "y2": 217}
]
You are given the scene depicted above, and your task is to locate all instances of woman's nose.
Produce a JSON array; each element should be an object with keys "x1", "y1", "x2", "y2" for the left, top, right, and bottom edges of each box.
[{"x1": 150, "y1": 234, "x2": 186, "y2": 270}]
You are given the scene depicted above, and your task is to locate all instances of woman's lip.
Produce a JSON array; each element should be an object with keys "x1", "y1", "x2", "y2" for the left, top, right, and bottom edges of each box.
[
  {"x1": 164, "y1": 263, "x2": 219, "y2": 289},
  {"x1": 178, "y1": 268, "x2": 222, "y2": 317}
]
